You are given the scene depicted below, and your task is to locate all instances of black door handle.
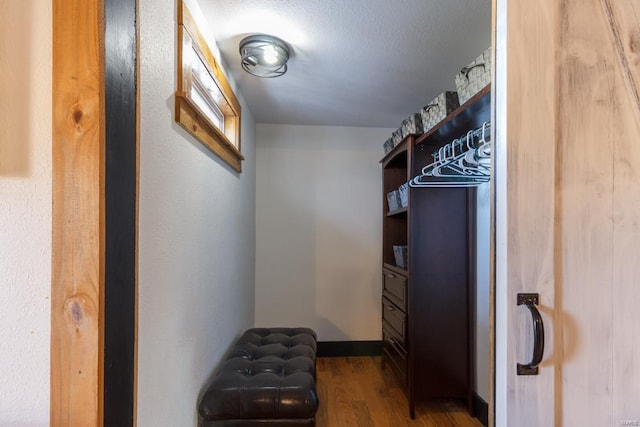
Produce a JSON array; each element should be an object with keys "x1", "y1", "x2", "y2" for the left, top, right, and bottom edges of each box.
[{"x1": 517, "y1": 293, "x2": 544, "y2": 375}]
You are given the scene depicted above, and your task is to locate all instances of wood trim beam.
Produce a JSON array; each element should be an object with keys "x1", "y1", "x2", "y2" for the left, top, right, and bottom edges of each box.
[
  {"x1": 103, "y1": 0, "x2": 138, "y2": 423},
  {"x1": 51, "y1": 0, "x2": 105, "y2": 425}
]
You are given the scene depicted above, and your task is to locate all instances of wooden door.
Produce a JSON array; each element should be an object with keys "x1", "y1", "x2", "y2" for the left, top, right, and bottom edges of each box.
[{"x1": 494, "y1": 0, "x2": 640, "y2": 425}]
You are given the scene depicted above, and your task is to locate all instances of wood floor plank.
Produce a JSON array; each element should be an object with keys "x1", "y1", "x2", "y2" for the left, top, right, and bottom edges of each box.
[
  {"x1": 316, "y1": 356, "x2": 483, "y2": 427},
  {"x1": 352, "y1": 400, "x2": 374, "y2": 427},
  {"x1": 357, "y1": 358, "x2": 394, "y2": 426}
]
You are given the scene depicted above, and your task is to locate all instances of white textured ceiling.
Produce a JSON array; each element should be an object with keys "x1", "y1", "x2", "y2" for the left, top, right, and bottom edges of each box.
[{"x1": 199, "y1": 0, "x2": 491, "y2": 128}]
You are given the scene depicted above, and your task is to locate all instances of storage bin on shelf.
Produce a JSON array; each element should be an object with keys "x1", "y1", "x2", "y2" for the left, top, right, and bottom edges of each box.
[
  {"x1": 398, "y1": 183, "x2": 408, "y2": 208},
  {"x1": 401, "y1": 113, "x2": 423, "y2": 139},
  {"x1": 382, "y1": 128, "x2": 405, "y2": 156},
  {"x1": 393, "y1": 245, "x2": 408, "y2": 269},
  {"x1": 455, "y1": 46, "x2": 491, "y2": 105},
  {"x1": 392, "y1": 128, "x2": 403, "y2": 146},
  {"x1": 420, "y1": 91, "x2": 460, "y2": 133},
  {"x1": 383, "y1": 138, "x2": 395, "y2": 155},
  {"x1": 387, "y1": 190, "x2": 401, "y2": 212}
]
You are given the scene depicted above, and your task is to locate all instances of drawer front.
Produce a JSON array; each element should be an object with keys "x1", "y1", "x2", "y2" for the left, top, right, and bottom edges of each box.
[
  {"x1": 383, "y1": 269, "x2": 407, "y2": 310},
  {"x1": 382, "y1": 329, "x2": 407, "y2": 384},
  {"x1": 382, "y1": 297, "x2": 406, "y2": 344}
]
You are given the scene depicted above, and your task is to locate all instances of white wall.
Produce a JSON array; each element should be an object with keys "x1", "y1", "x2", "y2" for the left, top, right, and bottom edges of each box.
[
  {"x1": 137, "y1": 0, "x2": 256, "y2": 425},
  {"x1": 255, "y1": 124, "x2": 392, "y2": 341},
  {"x1": 0, "y1": 1, "x2": 51, "y2": 425}
]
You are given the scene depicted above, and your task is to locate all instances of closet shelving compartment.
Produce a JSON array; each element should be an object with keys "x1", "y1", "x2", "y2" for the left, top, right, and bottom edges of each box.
[
  {"x1": 381, "y1": 138, "x2": 411, "y2": 274},
  {"x1": 380, "y1": 85, "x2": 491, "y2": 419}
]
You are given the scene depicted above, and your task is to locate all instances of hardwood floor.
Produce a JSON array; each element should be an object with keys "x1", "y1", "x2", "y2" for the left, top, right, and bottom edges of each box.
[{"x1": 316, "y1": 356, "x2": 483, "y2": 427}]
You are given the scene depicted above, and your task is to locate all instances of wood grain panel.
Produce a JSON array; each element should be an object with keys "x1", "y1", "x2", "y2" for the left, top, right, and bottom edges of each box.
[
  {"x1": 51, "y1": 0, "x2": 105, "y2": 425},
  {"x1": 603, "y1": 0, "x2": 640, "y2": 121},
  {"x1": 500, "y1": 0, "x2": 640, "y2": 424},
  {"x1": 557, "y1": 1, "x2": 616, "y2": 423},
  {"x1": 558, "y1": 0, "x2": 640, "y2": 424},
  {"x1": 501, "y1": 0, "x2": 557, "y2": 425},
  {"x1": 609, "y1": 2, "x2": 640, "y2": 424}
]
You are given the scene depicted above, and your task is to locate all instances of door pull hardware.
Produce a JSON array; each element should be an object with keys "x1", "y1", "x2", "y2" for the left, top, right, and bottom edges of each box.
[{"x1": 517, "y1": 293, "x2": 545, "y2": 375}]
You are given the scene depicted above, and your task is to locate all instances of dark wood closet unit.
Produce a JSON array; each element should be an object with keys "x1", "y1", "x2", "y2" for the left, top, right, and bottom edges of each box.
[{"x1": 380, "y1": 86, "x2": 490, "y2": 418}]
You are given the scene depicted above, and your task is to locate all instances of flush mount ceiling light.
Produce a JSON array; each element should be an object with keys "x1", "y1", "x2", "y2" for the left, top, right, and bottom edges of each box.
[{"x1": 239, "y1": 34, "x2": 290, "y2": 78}]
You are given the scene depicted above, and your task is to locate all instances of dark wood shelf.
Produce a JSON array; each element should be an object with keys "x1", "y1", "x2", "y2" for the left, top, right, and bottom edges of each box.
[{"x1": 387, "y1": 207, "x2": 408, "y2": 216}]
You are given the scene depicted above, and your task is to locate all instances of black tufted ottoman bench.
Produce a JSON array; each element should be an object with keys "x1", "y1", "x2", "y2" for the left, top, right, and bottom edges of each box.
[{"x1": 198, "y1": 327, "x2": 319, "y2": 426}]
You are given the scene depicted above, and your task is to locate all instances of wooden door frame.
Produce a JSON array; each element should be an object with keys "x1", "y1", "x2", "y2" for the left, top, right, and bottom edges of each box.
[
  {"x1": 52, "y1": 0, "x2": 138, "y2": 424},
  {"x1": 52, "y1": 1, "x2": 105, "y2": 424}
]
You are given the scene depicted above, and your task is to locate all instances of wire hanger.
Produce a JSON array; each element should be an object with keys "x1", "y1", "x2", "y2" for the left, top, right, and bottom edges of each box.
[{"x1": 409, "y1": 121, "x2": 491, "y2": 188}]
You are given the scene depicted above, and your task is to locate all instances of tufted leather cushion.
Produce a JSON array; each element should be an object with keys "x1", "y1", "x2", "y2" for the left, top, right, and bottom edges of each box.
[{"x1": 199, "y1": 328, "x2": 318, "y2": 426}]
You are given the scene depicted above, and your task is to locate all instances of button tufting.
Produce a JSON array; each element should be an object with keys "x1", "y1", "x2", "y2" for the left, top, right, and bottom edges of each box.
[{"x1": 199, "y1": 327, "x2": 318, "y2": 423}]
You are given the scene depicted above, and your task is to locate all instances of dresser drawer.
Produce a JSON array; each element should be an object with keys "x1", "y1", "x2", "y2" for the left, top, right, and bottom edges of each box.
[
  {"x1": 383, "y1": 269, "x2": 407, "y2": 310},
  {"x1": 382, "y1": 328, "x2": 407, "y2": 385},
  {"x1": 382, "y1": 297, "x2": 406, "y2": 344}
]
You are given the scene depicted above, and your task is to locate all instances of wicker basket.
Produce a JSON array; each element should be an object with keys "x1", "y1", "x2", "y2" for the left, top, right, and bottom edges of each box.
[
  {"x1": 398, "y1": 183, "x2": 408, "y2": 208},
  {"x1": 393, "y1": 245, "x2": 408, "y2": 269},
  {"x1": 401, "y1": 113, "x2": 424, "y2": 139},
  {"x1": 392, "y1": 128, "x2": 403, "y2": 145},
  {"x1": 383, "y1": 138, "x2": 395, "y2": 155},
  {"x1": 387, "y1": 190, "x2": 401, "y2": 212},
  {"x1": 420, "y1": 91, "x2": 460, "y2": 133},
  {"x1": 455, "y1": 47, "x2": 491, "y2": 105}
]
